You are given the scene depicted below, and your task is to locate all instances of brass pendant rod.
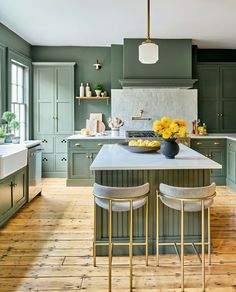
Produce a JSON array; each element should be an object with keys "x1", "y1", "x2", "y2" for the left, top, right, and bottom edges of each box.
[{"x1": 147, "y1": 0, "x2": 151, "y2": 40}]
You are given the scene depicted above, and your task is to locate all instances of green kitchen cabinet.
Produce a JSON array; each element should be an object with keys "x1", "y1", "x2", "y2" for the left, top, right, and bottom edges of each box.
[
  {"x1": 33, "y1": 62, "x2": 75, "y2": 177},
  {"x1": 226, "y1": 140, "x2": 236, "y2": 190},
  {"x1": 197, "y1": 63, "x2": 236, "y2": 133},
  {"x1": 67, "y1": 139, "x2": 125, "y2": 186},
  {"x1": 0, "y1": 167, "x2": 27, "y2": 227},
  {"x1": 191, "y1": 139, "x2": 226, "y2": 185}
]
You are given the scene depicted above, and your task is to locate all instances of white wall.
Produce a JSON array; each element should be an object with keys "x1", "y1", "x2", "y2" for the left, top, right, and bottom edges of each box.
[{"x1": 111, "y1": 88, "x2": 198, "y2": 133}]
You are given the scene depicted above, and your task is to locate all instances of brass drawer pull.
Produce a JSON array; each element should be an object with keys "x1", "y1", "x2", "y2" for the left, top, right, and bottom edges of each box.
[
  {"x1": 214, "y1": 142, "x2": 220, "y2": 145},
  {"x1": 75, "y1": 143, "x2": 80, "y2": 147},
  {"x1": 97, "y1": 143, "x2": 103, "y2": 147},
  {"x1": 196, "y1": 142, "x2": 202, "y2": 145}
]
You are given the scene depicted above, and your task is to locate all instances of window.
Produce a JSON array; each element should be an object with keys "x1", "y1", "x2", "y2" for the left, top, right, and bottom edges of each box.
[{"x1": 11, "y1": 61, "x2": 29, "y2": 140}]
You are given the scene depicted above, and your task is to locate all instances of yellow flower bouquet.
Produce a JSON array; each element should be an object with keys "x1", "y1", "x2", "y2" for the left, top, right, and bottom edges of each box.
[
  {"x1": 153, "y1": 117, "x2": 188, "y2": 159},
  {"x1": 153, "y1": 117, "x2": 187, "y2": 139}
]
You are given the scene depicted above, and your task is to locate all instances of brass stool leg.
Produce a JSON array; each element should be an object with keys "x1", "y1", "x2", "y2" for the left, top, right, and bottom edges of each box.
[
  {"x1": 208, "y1": 207, "x2": 211, "y2": 265},
  {"x1": 202, "y1": 202, "x2": 205, "y2": 291},
  {"x1": 146, "y1": 196, "x2": 149, "y2": 266},
  {"x1": 130, "y1": 200, "x2": 133, "y2": 292},
  {"x1": 181, "y1": 201, "x2": 185, "y2": 292},
  {"x1": 156, "y1": 191, "x2": 159, "y2": 266},
  {"x1": 109, "y1": 200, "x2": 113, "y2": 292},
  {"x1": 93, "y1": 198, "x2": 96, "y2": 267}
]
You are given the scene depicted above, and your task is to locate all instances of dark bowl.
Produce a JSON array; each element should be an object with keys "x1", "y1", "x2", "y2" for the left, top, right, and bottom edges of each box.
[{"x1": 119, "y1": 142, "x2": 160, "y2": 153}]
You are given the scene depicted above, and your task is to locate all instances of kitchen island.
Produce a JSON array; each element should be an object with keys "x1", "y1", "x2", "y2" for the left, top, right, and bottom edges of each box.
[{"x1": 90, "y1": 143, "x2": 221, "y2": 256}]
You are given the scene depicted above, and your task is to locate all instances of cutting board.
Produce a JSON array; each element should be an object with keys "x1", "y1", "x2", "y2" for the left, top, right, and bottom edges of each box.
[
  {"x1": 90, "y1": 113, "x2": 103, "y2": 122},
  {"x1": 97, "y1": 121, "x2": 105, "y2": 133},
  {"x1": 86, "y1": 119, "x2": 98, "y2": 134}
]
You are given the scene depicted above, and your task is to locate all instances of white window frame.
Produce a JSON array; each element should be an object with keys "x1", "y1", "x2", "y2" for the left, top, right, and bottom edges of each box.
[{"x1": 10, "y1": 59, "x2": 29, "y2": 141}]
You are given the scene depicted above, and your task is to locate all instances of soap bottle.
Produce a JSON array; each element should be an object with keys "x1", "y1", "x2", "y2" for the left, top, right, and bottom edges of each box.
[
  {"x1": 80, "y1": 83, "x2": 85, "y2": 97},
  {"x1": 85, "y1": 83, "x2": 90, "y2": 97}
]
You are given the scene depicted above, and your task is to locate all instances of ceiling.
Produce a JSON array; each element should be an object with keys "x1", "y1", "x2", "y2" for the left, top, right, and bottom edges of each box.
[{"x1": 0, "y1": 0, "x2": 236, "y2": 48}]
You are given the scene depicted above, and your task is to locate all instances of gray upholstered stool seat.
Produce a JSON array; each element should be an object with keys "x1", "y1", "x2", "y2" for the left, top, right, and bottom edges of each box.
[
  {"x1": 93, "y1": 182, "x2": 150, "y2": 292},
  {"x1": 157, "y1": 182, "x2": 216, "y2": 292},
  {"x1": 159, "y1": 183, "x2": 216, "y2": 212},
  {"x1": 94, "y1": 183, "x2": 149, "y2": 212}
]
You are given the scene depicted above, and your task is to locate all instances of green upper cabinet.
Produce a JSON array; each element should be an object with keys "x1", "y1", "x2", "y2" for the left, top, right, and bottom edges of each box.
[
  {"x1": 197, "y1": 63, "x2": 236, "y2": 133},
  {"x1": 197, "y1": 64, "x2": 220, "y2": 132},
  {"x1": 34, "y1": 66, "x2": 55, "y2": 134},
  {"x1": 220, "y1": 66, "x2": 236, "y2": 132},
  {"x1": 34, "y1": 63, "x2": 75, "y2": 136},
  {"x1": 33, "y1": 62, "x2": 75, "y2": 178}
]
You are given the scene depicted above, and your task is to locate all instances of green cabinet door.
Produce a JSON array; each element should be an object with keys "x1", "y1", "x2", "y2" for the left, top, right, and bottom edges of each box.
[
  {"x1": 220, "y1": 66, "x2": 236, "y2": 132},
  {"x1": 34, "y1": 67, "x2": 55, "y2": 135},
  {"x1": 55, "y1": 154, "x2": 67, "y2": 172},
  {"x1": 210, "y1": 148, "x2": 226, "y2": 184},
  {"x1": 191, "y1": 139, "x2": 226, "y2": 185},
  {"x1": 227, "y1": 149, "x2": 236, "y2": 183},
  {"x1": 197, "y1": 65, "x2": 220, "y2": 132},
  {"x1": 55, "y1": 67, "x2": 74, "y2": 135},
  {"x1": 42, "y1": 154, "x2": 55, "y2": 173},
  {"x1": 70, "y1": 151, "x2": 90, "y2": 179},
  {"x1": 13, "y1": 170, "x2": 26, "y2": 205},
  {"x1": 0, "y1": 177, "x2": 12, "y2": 217}
]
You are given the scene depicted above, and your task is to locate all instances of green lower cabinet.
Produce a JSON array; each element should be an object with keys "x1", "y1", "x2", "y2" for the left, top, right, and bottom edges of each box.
[
  {"x1": 42, "y1": 153, "x2": 55, "y2": 173},
  {"x1": 226, "y1": 140, "x2": 236, "y2": 190},
  {"x1": 0, "y1": 177, "x2": 12, "y2": 218},
  {"x1": 0, "y1": 167, "x2": 27, "y2": 227},
  {"x1": 191, "y1": 139, "x2": 226, "y2": 185},
  {"x1": 55, "y1": 154, "x2": 67, "y2": 172},
  {"x1": 67, "y1": 139, "x2": 125, "y2": 186}
]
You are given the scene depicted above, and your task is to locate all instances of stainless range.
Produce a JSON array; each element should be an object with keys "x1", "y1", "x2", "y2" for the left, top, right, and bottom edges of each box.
[{"x1": 126, "y1": 131, "x2": 191, "y2": 146}]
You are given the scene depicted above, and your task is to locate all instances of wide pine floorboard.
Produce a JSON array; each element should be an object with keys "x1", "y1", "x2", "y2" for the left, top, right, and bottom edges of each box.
[{"x1": 0, "y1": 179, "x2": 235, "y2": 291}]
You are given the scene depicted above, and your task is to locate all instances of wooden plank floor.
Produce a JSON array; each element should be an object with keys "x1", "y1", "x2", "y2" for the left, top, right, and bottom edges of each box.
[{"x1": 0, "y1": 179, "x2": 236, "y2": 291}]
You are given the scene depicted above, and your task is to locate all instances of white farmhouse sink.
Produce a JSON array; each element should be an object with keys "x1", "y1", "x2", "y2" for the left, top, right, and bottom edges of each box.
[{"x1": 0, "y1": 144, "x2": 27, "y2": 180}]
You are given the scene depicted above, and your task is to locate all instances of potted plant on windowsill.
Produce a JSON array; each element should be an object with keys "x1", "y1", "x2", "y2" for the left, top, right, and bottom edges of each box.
[
  {"x1": 2, "y1": 111, "x2": 20, "y2": 143},
  {"x1": 94, "y1": 84, "x2": 103, "y2": 97},
  {"x1": 0, "y1": 127, "x2": 6, "y2": 144}
]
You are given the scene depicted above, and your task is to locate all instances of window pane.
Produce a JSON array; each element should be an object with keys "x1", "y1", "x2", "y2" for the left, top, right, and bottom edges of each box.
[
  {"x1": 18, "y1": 85, "x2": 23, "y2": 103},
  {"x1": 17, "y1": 66, "x2": 24, "y2": 86},
  {"x1": 12, "y1": 85, "x2": 17, "y2": 102},
  {"x1": 11, "y1": 64, "x2": 17, "y2": 84}
]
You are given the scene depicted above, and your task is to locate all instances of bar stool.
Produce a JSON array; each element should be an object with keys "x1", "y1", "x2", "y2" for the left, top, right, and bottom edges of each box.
[
  {"x1": 156, "y1": 183, "x2": 216, "y2": 292},
  {"x1": 93, "y1": 182, "x2": 150, "y2": 292}
]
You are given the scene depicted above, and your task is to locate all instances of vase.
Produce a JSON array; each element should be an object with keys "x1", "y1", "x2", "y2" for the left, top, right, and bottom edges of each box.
[
  {"x1": 5, "y1": 134, "x2": 14, "y2": 143},
  {"x1": 161, "y1": 138, "x2": 180, "y2": 159},
  {"x1": 95, "y1": 90, "x2": 101, "y2": 97},
  {"x1": 111, "y1": 128, "x2": 119, "y2": 137}
]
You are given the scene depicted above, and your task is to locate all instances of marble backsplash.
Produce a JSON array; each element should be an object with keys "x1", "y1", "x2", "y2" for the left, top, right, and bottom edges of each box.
[{"x1": 111, "y1": 89, "x2": 198, "y2": 132}]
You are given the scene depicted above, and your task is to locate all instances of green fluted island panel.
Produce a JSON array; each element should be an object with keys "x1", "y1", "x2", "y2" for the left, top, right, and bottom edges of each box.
[{"x1": 95, "y1": 169, "x2": 210, "y2": 256}]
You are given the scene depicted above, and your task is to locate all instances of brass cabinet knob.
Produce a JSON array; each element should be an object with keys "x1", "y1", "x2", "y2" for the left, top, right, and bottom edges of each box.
[
  {"x1": 217, "y1": 113, "x2": 220, "y2": 117},
  {"x1": 196, "y1": 142, "x2": 202, "y2": 145},
  {"x1": 97, "y1": 143, "x2": 103, "y2": 147},
  {"x1": 75, "y1": 143, "x2": 80, "y2": 147},
  {"x1": 220, "y1": 113, "x2": 223, "y2": 117}
]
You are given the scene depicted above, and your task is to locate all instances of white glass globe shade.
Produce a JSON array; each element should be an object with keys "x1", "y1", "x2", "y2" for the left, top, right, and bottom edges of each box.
[{"x1": 139, "y1": 42, "x2": 159, "y2": 64}]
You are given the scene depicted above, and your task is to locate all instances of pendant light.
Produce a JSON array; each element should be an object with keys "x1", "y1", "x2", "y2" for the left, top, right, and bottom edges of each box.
[{"x1": 139, "y1": 0, "x2": 159, "y2": 64}]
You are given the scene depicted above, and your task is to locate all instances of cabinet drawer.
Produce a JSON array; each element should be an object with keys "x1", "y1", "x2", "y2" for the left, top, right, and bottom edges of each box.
[
  {"x1": 55, "y1": 154, "x2": 67, "y2": 172},
  {"x1": 191, "y1": 139, "x2": 225, "y2": 148},
  {"x1": 55, "y1": 135, "x2": 69, "y2": 153},
  {"x1": 36, "y1": 135, "x2": 54, "y2": 153},
  {"x1": 69, "y1": 140, "x2": 107, "y2": 150},
  {"x1": 42, "y1": 154, "x2": 55, "y2": 172}
]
